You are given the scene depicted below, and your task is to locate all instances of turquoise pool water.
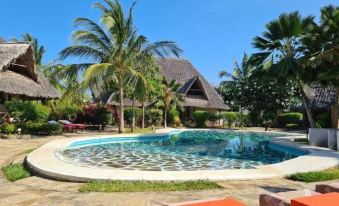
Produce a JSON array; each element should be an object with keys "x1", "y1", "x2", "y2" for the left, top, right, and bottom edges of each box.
[{"x1": 58, "y1": 130, "x2": 306, "y2": 171}]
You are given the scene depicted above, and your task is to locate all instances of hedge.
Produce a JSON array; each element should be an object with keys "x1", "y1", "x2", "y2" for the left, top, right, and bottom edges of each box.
[
  {"x1": 276, "y1": 112, "x2": 303, "y2": 127},
  {"x1": 193, "y1": 111, "x2": 209, "y2": 128},
  {"x1": 22, "y1": 122, "x2": 62, "y2": 135},
  {"x1": 221, "y1": 112, "x2": 238, "y2": 128},
  {"x1": 146, "y1": 109, "x2": 163, "y2": 126}
]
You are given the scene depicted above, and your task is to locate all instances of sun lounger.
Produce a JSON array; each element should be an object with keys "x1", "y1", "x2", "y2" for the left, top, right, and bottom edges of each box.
[
  {"x1": 315, "y1": 182, "x2": 339, "y2": 193},
  {"x1": 259, "y1": 190, "x2": 320, "y2": 206},
  {"x1": 59, "y1": 120, "x2": 86, "y2": 132},
  {"x1": 291, "y1": 192, "x2": 339, "y2": 206},
  {"x1": 167, "y1": 198, "x2": 246, "y2": 206}
]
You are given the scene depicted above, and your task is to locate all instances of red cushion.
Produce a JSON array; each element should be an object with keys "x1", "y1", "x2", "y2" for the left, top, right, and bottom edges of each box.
[{"x1": 291, "y1": 192, "x2": 339, "y2": 206}]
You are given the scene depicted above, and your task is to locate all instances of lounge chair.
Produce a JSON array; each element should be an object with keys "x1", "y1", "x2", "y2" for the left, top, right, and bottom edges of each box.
[
  {"x1": 167, "y1": 198, "x2": 246, "y2": 206},
  {"x1": 315, "y1": 182, "x2": 339, "y2": 194},
  {"x1": 259, "y1": 190, "x2": 320, "y2": 206},
  {"x1": 59, "y1": 120, "x2": 86, "y2": 132}
]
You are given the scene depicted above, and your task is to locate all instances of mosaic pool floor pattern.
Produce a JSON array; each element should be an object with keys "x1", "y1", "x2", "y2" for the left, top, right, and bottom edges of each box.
[{"x1": 57, "y1": 130, "x2": 303, "y2": 171}]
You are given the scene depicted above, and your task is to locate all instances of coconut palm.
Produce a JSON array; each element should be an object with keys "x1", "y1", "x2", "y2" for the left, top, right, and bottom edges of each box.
[
  {"x1": 59, "y1": 0, "x2": 181, "y2": 133},
  {"x1": 303, "y1": 5, "x2": 339, "y2": 128},
  {"x1": 219, "y1": 53, "x2": 254, "y2": 82},
  {"x1": 251, "y1": 11, "x2": 317, "y2": 127},
  {"x1": 155, "y1": 78, "x2": 184, "y2": 128}
]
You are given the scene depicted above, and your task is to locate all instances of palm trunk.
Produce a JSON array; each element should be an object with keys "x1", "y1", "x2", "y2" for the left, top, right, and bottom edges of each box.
[
  {"x1": 131, "y1": 98, "x2": 135, "y2": 133},
  {"x1": 299, "y1": 84, "x2": 315, "y2": 128},
  {"x1": 141, "y1": 101, "x2": 145, "y2": 129},
  {"x1": 118, "y1": 87, "x2": 125, "y2": 133},
  {"x1": 164, "y1": 107, "x2": 168, "y2": 128}
]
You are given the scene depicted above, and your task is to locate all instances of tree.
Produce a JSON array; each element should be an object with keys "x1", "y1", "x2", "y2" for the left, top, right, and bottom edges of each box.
[
  {"x1": 155, "y1": 78, "x2": 184, "y2": 128},
  {"x1": 251, "y1": 11, "x2": 317, "y2": 127},
  {"x1": 303, "y1": 5, "x2": 339, "y2": 128},
  {"x1": 59, "y1": 0, "x2": 181, "y2": 133}
]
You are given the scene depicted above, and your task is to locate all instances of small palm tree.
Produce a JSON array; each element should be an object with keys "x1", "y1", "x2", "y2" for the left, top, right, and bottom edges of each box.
[
  {"x1": 59, "y1": 0, "x2": 181, "y2": 133},
  {"x1": 155, "y1": 78, "x2": 183, "y2": 128},
  {"x1": 251, "y1": 11, "x2": 317, "y2": 127},
  {"x1": 219, "y1": 53, "x2": 254, "y2": 82}
]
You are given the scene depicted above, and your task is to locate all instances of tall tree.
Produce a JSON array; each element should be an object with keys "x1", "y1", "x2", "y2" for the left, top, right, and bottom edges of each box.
[
  {"x1": 303, "y1": 5, "x2": 339, "y2": 128},
  {"x1": 59, "y1": 0, "x2": 181, "y2": 133},
  {"x1": 251, "y1": 12, "x2": 317, "y2": 127}
]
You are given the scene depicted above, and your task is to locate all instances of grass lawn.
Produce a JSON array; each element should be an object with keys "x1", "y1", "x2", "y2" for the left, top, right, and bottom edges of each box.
[
  {"x1": 287, "y1": 167, "x2": 339, "y2": 183},
  {"x1": 1, "y1": 163, "x2": 31, "y2": 182},
  {"x1": 80, "y1": 180, "x2": 221, "y2": 192}
]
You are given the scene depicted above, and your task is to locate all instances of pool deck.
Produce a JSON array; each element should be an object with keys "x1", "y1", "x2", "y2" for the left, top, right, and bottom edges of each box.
[{"x1": 26, "y1": 129, "x2": 339, "y2": 182}]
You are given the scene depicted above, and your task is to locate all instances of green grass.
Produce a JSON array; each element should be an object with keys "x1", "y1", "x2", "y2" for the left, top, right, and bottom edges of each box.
[
  {"x1": 80, "y1": 180, "x2": 221, "y2": 192},
  {"x1": 1, "y1": 163, "x2": 31, "y2": 182},
  {"x1": 287, "y1": 167, "x2": 339, "y2": 183}
]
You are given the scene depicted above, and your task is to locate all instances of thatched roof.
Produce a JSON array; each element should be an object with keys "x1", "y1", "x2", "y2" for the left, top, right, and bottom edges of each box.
[
  {"x1": 307, "y1": 83, "x2": 336, "y2": 109},
  {"x1": 93, "y1": 59, "x2": 228, "y2": 110},
  {"x1": 0, "y1": 43, "x2": 60, "y2": 99},
  {"x1": 159, "y1": 59, "x2": 227, "y2": 110}
]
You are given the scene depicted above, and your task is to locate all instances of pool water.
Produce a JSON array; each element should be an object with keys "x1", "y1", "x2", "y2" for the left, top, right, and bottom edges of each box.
[{"x1": 58, "y1": 130, "x2": 306, "y2": 171}]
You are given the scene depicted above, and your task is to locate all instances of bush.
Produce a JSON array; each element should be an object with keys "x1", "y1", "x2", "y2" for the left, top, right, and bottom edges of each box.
[
  {"x1": 124, "y1": 107, "x2": 142, "y2": 126},
  {"x1": 315, "y1": 112, "x2": 331, "y2": 128},
  {"x1": 57, "y1": 105, "x2": 82, "y2": 121},
  {"x1": 193, "y1": 111, "x2": 209, "y2": 128},
  {"x1": 77, "y1": 104, "x2": 112, "y2": 129},
  {"x1": 276, "y1": 112, "x2": 303, "y2": 127},
  {"x1": 2, "y1": 124, "x2": 16, "y2": 134},
  {"x1": 237, "y1": 113, "x2": 249, "y2": 128},
  {"x1": 146, "y1": 109, "x2": 163, "y2": 126},
  {"x1": 168, "y1": 108, "x2": 181, "y2": 127},
  {"x1": 221, "y1": 112, "x2": 238, "y2": 128},
  {"x1": 5, "y1": 100, "x2": 50, "y2": 122},
  {"x1": 22, "y1": 122, "x2": 62, "y2": 135}
]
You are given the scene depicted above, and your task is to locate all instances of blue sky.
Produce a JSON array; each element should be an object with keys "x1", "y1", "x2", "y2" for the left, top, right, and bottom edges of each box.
[{"x1": 1, "y1": 0, "x2": 338, "y2": 85}]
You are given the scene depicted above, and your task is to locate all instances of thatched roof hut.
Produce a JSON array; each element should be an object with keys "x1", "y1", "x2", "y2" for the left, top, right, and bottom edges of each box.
[
  {"x1": 0, "y1": 43, "x2": 60, "y2": 100},
  {"x1": 92, "y1": 59, "x2": 228, "y2": 111}
]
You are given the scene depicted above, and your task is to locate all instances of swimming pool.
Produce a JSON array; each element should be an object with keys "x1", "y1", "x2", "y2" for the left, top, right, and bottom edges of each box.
[{"x1": 57, "y1": 130, "x2": 307, "y2": 171}]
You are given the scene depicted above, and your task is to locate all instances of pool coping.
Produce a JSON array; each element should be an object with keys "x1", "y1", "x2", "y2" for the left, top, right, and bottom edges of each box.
[{"x1": 26, "y1": 129, "x2": 339, "y2": 182}]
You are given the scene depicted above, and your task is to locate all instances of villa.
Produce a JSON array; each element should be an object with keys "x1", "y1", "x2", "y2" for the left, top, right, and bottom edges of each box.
[
  {"x1": 0, "y1": 43, "x2": 60, "y2": 103},
  {"x1": 93, "y1": 59, "x2": 228, "y2": 120}
]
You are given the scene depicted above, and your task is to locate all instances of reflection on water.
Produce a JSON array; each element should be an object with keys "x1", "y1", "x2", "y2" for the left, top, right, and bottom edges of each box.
[{"x1": 58, "y1": 130, "x2": 302, "y2": 171}]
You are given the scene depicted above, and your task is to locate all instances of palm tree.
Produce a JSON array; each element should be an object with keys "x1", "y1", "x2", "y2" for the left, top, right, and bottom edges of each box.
[
  {"x1": 59, "y1": 0, "x2": 181, "y2": 133},
  {"x1": 155, "y1": 78, "x2": 183, "y2": 128},
  {"x1": 11, "y1": 33, "x2": 45, "y2": 67},
  {"x1": 303, "y1": 5, "x2": 339, "y2": 128},
  {"x1": 251, "y1": 11, "x2": 317, "y2": 127},
  {"x1": 219, "y1": 53, "x2": 254, "y2": 82}
]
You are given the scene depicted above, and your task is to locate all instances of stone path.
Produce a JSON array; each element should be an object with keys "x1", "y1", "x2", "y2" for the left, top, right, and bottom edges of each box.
[{"x1": 0, "y1": 135, "x2": 330, "y2": 206}]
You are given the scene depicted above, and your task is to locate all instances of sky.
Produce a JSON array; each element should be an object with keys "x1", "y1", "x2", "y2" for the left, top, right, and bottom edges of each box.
[{"x1": 1, "y1": 0, "x2": 338, "y2": 86}]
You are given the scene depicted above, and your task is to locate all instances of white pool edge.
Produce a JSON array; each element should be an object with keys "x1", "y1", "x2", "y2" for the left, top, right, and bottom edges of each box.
[{"x1": 26, "y1": 129, "x2": 339, "y2": 182}]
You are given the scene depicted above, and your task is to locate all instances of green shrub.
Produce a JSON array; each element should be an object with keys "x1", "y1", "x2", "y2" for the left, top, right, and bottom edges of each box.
[
  {"x1": 285, "y1": 123, "x2": 299, "y2": 130},
  {"x1": 168, "y1": 108, "x2": 181, "y2": 127},
  {"x1": 3, "y1": 124, "x2": 16, "y2": 134},
  {"x1": 22, "y1": 122, "x2": 62, "y2": 135},
  {"x1": 124, "y1": 107, "x2": 142, "y2": 126},
  {"x1": 237, "y1": 113, "x2": 249, "y2": 128},
  {"x1": 221, "y1": 112, "x2": 238, "y2": 128},
  {"x1": 276, "y1": 112, "x2": 303, "y2": 127},
  {"x1": 193, "y1": 110, "x2": 209, "y2": 128},
  {"x1": 5, "y1": 100, "x2": 50, "y2": 122},
  {"x1": 146, "y1": 109, "x2": 163, "y2": 126},
  {"x1": 315, "y1": 112, "x2": 331, "y2": 128}
]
